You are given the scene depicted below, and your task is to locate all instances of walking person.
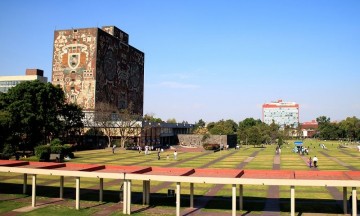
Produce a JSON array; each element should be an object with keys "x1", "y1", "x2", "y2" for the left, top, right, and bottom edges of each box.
[
  {"x1": 313, "y1": 156, "x2": 318, "y2": 168},
  {"x1": 157, "y1": 150, "x2": 161, "y2": 160},
  {"x1": 174, "y1": 150, "x2": 177, "y2": 160},
  {"x1": 308, "y1": 157, "x2": 312, "y2": 168},
  {"x1": 112, "y1": 144, "x2": 116, "y2": 154}
]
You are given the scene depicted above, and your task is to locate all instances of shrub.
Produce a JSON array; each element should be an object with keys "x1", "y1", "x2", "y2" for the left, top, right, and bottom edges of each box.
[
  {"x1": 50, "y1": 145, "x2": 63, "y2": 154},
  {"x1": 50, "y1": 138, "x2": 62, "y2": 146},
  {"x1": 34, "y1": 145, "x2": 51, "y2": 161},
  {"x1": 2, "y1": 144, "x2": 15, "y2": 159},
  {"x1": 62, "y1": 144, "x2": 74, "y2": 158},
  {"x1": 203, "y1": 143, "x2": 220, "y2": 150}
]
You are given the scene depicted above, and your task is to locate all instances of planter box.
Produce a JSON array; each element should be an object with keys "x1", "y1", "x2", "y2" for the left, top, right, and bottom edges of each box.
[{"x1": 50, "y1": 153, "x2": 63, "y2": 162}]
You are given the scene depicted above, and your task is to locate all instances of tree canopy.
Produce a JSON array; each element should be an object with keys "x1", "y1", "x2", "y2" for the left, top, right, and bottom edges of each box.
[{"x1": 0, "y1": 80, "x2": 83, "y2": 153}]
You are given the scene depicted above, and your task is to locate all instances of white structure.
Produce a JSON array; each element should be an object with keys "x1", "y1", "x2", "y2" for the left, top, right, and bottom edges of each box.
[
  {"x1": 0, "y1": 69, "x2": 48, "y2": 93},
  {"x1": 0, "y1": 160, "x2": 359, "y2": 216},
  {"x1": 262, "y1": 99, "x2": 299, "y2": 128}
]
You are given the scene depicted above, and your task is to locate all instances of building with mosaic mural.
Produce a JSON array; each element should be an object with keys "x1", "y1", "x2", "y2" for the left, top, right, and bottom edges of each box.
[{"x1": 51, "y1": 26, "x2": 144, "y2": 116}]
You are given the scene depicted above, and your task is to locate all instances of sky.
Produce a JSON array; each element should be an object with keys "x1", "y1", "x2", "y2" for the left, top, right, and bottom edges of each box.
[{"x1": 0, "y1": 0, "x2": 359, "y2": 124}]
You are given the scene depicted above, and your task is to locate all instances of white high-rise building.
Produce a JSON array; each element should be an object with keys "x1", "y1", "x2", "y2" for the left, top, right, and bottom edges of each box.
[{"x1": 262, "y1": 99, "x2": 299, "y2": 128}]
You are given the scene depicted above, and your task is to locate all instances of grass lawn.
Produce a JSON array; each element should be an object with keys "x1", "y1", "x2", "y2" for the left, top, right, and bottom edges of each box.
[{"x1": 1, "y1": 139, "x2": 359, "y2": 215}]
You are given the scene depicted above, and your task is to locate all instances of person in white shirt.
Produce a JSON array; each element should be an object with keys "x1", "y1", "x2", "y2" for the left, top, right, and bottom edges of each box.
[{"x1": 313, "y1": 156, "x2": 318, "y2": 168}]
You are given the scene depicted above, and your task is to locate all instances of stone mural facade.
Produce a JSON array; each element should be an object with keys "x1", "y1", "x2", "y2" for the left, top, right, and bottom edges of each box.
[
  {"x1": 177, "y1": 134, "x2": 237, "y2": 149},
  {"x1": 52, "y1": 26, "x2": 144, "y2": 115}
]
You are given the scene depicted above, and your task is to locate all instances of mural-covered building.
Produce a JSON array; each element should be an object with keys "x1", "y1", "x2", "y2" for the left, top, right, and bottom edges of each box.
[{"x1": 51, "y1": 26, "x2": 144, "y2": 115}]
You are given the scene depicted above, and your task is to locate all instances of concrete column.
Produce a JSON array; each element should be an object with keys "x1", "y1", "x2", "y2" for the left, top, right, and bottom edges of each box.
[
  {"x1": 176, "y1": 182, "x2": 181, "y2": 216},
  {"x1": 290, "y1": 186, "x2": 295, "y2": 216},
  {"x1": 31, "y1": 174, "x2": 36, "y2": 207},
  {"x1": 60, "y1": 176, "x2": 64, "y2": 199},
  {"x1": 123, "y1": 180, "x2": 128, "y2": 214},
  {"x1": 232, "y1": 184, "x2": 237, "y2": 216},
  {"x1": 99, "y1": 178, "x2": 103, "y2": 202},
  {"x1": 23, "y1": 173, "x2": 27, "y2": 194},
  {"x1": 142, "y1": 180, "x2": 146, "y2": 205},
  {"x1": 239, "y1": 184, "x2": 243, "y2": 210},
  {"x1": 190, "y1": 183, "x2": 194, "y2": 208},
  {"x1": 127, "y1": 180, "x2": 132, "y2": 215},
  {"x1": 342, "y1": 187, "x2": 347, "y2": 214},
  {"x1": 352, "y1": 187, "x2": 357, "y2": 216},
  {"x1": 146, "y1": 181, "x2": 150, "y2": 205},
  {"x1": 142, "y1": 180, "x2": 150, "y2": 205},
  {"x1": 76, "y1": 177, "x2": 80, "y2": 210}
]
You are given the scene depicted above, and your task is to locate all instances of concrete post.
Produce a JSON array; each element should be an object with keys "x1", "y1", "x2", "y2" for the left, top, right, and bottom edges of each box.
[
  {"x1": 31, "y1": 174, "x2": 36, "y2": 207},
  {"x1": 142, "y1": 180, "x2": 146, "y2": 205},
  {"x1": 343, "y1": 187, "x2": 347, "y2": 214},
  {"x1": 190, "y1": 183, "x2": 194, "y2": 208},
  {"x1": 146, "y1": 181, "x2": 150, "y2": 205},
  {"x1": 23, "y1": 173, "x2": 27, "y2": 194},
  {"x1": 290, "y1": 186, "x2": 295, "y2": 216},
  {"x1": 127, "y1": 180, "x2": 132, "y2": 214},
  {"x1": 76, "y1": 177, "x2": 80, "y2": 210},
  {"x1": 239, "y1": 184, "x2": 243, "y2": 210},
  {"x1": 232, "y1": 184, "x2": 237, "y2": 216},
  {"x1": 352, "y1": 187, "x2": 357, "y2": 216},
  {"x1": 60, "y1": 176, "x2": 64, "y2": 199},
  {"x1": 123, "y1": 180, "x2": 128, "y2": 214},
  {"x1": 176, "y1": 182, "x2": 181, "y2": 216},
  {"x1": 99, "y1": 178, "x2": 103, "y2": 202}
]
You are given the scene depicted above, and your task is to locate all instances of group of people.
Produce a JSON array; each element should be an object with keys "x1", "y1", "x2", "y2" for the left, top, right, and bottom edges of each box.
[
  {"x1": 158, "y1": 150, "x2": 177, "y2": 160},
  {"x1": 295, "y1": 146, "x2": 310, "y2": 155},
  {"x1": 307, "y1": 156, "x2": 318, "y2": 168}
]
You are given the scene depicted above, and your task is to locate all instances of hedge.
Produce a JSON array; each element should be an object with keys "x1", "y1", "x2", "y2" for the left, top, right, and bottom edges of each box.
[{"x1": 203, "y1": 143, "x2": 220, "y2": 150}]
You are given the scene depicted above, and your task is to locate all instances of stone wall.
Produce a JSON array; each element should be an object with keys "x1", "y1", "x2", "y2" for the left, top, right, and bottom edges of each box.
[{"x1": 177, "y1": 134, "x2": 237, "y2": 148}]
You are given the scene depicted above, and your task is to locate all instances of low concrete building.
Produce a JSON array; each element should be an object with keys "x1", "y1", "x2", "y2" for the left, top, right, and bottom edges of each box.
[{"x1": 0, "y1": 69, "x2": 48, "y2": 93}]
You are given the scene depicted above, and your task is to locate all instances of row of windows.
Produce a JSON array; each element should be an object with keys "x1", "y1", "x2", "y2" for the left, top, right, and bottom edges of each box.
[
  {"x1": 0, "y1": 87, "x2": 11, "y2": 93},
  {"x1": 0, "y1": 80, "x2": 22, "y2": 86}
]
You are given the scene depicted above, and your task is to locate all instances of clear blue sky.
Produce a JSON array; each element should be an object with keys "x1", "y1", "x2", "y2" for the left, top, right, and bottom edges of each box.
[{"x1": 0, "y1": 0, "x2": 359, "y2": 124}]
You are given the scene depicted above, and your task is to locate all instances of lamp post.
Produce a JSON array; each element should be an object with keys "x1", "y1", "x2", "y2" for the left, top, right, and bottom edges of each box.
[{"x1": 220, "y1": 134, "x2": 222, "y2": 152}]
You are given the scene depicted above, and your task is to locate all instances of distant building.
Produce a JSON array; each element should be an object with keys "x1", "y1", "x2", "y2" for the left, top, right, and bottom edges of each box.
[
  {"x1": 301, "y1": 120, "x2": 318, "y2": 138},
  {"x1": 83, "y1": 121, "x2": 194, "y2": 148},
  {"x1": 262, "y1": 99, "x2": 299, "y2": 128},
  {"x1": 51, "y1": 25, "x2": 144, "y2": 116},
  {"x1": 0, "y1": 69, "x2": 48, "y2": 93}
]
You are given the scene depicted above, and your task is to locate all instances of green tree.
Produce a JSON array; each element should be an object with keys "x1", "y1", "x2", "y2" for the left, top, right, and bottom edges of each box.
[
  {"x1": 269, "y1": 120, "x2": 280, "y2": 143},
  {"x1": 143, "y1": 113, "x2": 163, "y2": 123},
  {"x1": 60, "y1": 103, "x2": 84, "y2": 143},
  {"x1": 237, "y1": 118, "x2": 264, "y2": 145},
  {"x1": 0, "y1": 110, "x2": 11, "y2": 152},
  {"x1": 247, "y1": 126, "x2": 263, "y2": 146},
  {"x1": 238, "y1": 118, "x2": 262, "y2": 129},
  {"x1": 339, "y1": 116, "x2": 360, "y2": 141},
  {"x1": 193, "y1": 119, "x2": 206, "y2": 131},
  {"x1": 166, "y1": 118, "x2": 177, "y2": 124},
  {"x1": 0, "y1": 80, "x2": 83, "y2": 150},
  {"x1": 319, "y1": 122, "x2": 341, "y2": 140},
  {"x1": 316, "y1": 116, "x2": 330, "y2": 125},
  {"x1": 208, "y1": 119, "x2": 237, "y2": 135}
]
